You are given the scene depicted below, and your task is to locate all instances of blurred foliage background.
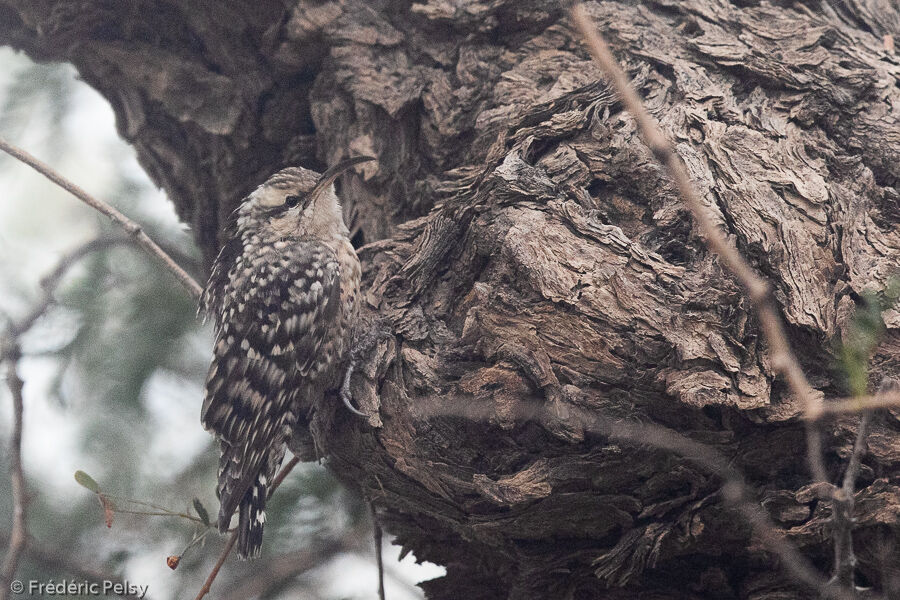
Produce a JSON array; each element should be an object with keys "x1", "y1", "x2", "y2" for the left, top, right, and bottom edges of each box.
[{"x1": 0, "y1": 48, "x2": 439, "y2": 600}]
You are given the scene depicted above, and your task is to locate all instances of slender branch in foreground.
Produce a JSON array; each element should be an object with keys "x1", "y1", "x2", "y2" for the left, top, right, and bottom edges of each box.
[
  {"x1": 831, "y1": 411, "x2": 869, "y2": 594},
  {"x1": 813, "y1": 390, "x2": 900, "y2": 419},
  {"x1": 421, "y1": 398, "x2": 863, "y2": 600},
  {"x1": 194, "y1": 456, "x2": 301, "y2": 600},
  {"x1": 3, "y1": 238, "x2": 131, "y2": 347},
  {"x1": 569, "y1": 4, "x2": 827, "y2": 484},
  {"x1": 0, "y1": 345, "x2": 27, "y2": 600},
  {"x1": 371, "y1": 503, "x2": 386, "y2": 600},
  {"x1": 0, "y1": 137, "x2": 203, "y2": 299},
  {"x1": 193, "y1": 532, "x2": 238, "y2": 600},
  {"x1": 219, "y1": 536, "x2": 353, "y2": 600},
  {"x1": 831, "y1": 378, "x2": 900, "y2": 591},
  {"x1": 270, "y1": 456, "x2": 302, "y2": 497},
  {"x1": 0, "y1": 236, "x2": 142, "y2": 596},
  {"x1": 597, "y1": 422, "x2": 845, "y2": 599}
]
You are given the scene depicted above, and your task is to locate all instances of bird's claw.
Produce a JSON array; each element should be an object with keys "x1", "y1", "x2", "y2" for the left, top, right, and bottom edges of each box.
[{"x1": 340, "y1": 361, "x2": 367, "y2": 417}]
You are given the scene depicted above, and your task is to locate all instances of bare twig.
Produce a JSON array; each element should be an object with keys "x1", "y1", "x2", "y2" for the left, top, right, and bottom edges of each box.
[
  {"x1": 830, "y1": 411, "x2": 868, "y2": 595},
  {"x1": 0, "y1": 142, "x2": 199, "y2": 598},
  {"x1": 218, "y1": 536, "x2": 353, "y2": 600},
  {"x1": 840, "y1": 415, "x2": 870, "y2": 500},
  {"x1": 194, "y1": 456, "x2": 301, "y2": 600},
  {"x1": 421, "y1": 398, "x2": 863, "y2": 600},
  {"x1": 589, "y1": 422, "x2": 842, "y2": 598},
  {"x1": 0, "y1": 137, "x2": 203, "y2": 299},
  {"x1": 371, "y1": 503, "x2": 386, "y2": 600},
  {"x1": 569, "y1": 4, "x2": 828, "y2": 484},
  {"x1": 3, "y1": 238, "x2": 131, "y2": 349},
  {"x1": 379, "y1": 558, "x2": 428, "y2": 598},
  {"x1": 814, "y1": 390, "x2": 900, "y2": 419},
  {"x1": 0, "y1": 345, "x2": 26, "y2": 600},
  {"x1": 0, "y1": 236, "x2": 143, "y2": 597},
  {"x1": 831, "y1": 379, "x2": 900, "y2": 591},
  {"x1": 271, "y1": 456, "x2": 302, "y2": 493},
  {"x1": 193, "y1": 531, "x2": 238, "y2": 600}
]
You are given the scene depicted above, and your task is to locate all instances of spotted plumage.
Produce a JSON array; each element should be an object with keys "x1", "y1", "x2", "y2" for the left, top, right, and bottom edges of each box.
[{"x1": 200, "y1": 158, "x2": 371, "y2": 559}]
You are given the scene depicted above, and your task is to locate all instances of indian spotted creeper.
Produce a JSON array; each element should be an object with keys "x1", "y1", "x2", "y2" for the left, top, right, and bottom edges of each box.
[{"x1": 200, "y1": 156, "x2": 373, "y2": 558}]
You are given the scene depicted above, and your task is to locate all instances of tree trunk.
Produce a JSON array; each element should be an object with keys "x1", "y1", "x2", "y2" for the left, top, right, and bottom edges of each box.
[{"x1": 3, "y1": 1, "x2": 900, "y2": 597}]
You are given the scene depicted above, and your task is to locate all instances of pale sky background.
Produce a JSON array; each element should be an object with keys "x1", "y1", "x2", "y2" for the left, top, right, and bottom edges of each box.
[{"x1": 0, "y1": 46, "x2": 443, "y2": 600}]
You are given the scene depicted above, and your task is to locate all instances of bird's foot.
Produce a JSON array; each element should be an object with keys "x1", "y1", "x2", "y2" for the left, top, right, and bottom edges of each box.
[{"x1": 340, "y1": 359, "x2": 367, "y2": 417}]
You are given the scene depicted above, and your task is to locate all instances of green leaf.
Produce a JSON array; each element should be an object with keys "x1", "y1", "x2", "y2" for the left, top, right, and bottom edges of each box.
[
  {"x1": 837, "y1": 291, "x2": 888, "y2": 397},
  {"x1": 193, "y1": 498, "x2": 210, "y2": 527},
  {"x1": 74, "y1": 470, "x2": 100, "y2": 493}
]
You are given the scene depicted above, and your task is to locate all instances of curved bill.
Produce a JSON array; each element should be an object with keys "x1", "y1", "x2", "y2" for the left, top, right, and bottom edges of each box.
[{"x1": 309, "y1": 156, "x2": 376, "y2": 200}]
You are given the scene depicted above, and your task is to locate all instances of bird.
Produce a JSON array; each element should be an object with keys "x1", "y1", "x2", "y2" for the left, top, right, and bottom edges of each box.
[{"x1": 199, "y1": 156, "x2": 374, "y2": 559}]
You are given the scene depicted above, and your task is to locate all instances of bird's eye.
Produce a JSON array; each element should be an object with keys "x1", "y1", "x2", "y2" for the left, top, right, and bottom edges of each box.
[{"x1": 285, "y1": 195, "x2": 302, "y2": 208}]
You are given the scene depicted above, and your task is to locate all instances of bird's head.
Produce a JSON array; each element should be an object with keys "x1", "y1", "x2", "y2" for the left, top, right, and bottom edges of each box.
[{"x1": 236, "y1": 156, "x2": 374, "y2": 242}]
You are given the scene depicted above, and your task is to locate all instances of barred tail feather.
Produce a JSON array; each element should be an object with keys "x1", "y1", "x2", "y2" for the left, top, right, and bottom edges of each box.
[
  {"x1": 215, "y1": 441, "x2": 287, "y2": 560},
  {"x1": 215, "y1": 441, "x2": 250, "y2": 533},
  {"x1": 236, "y1": 478, "x2": 267, "y2": 560}
]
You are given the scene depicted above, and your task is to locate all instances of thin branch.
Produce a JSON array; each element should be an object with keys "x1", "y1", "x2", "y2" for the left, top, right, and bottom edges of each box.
[
  {"x1": 0, "y1": 345, "x2": 26, "y2": 600},
  {"x1": 421, "y1": 398, "x2": 863, "y2": 600},
  {"x1": 218, "y1": 536, "x2": 353, "y2": 600},
  {"x1": 379, "y1": 558, "x2": 428, "y2": 598},
  {"x1": 0, "y1": 137, "x2": 203, "y2": 299},
  {"x1": 569, "y1": 4, "x2": 828, "y2": 484},
  {"x1": 193, "y1": 531, "x2": 238, "y2": 600},
  {"x1": 344, "y1": 548, "x2": 425, "y2": 597},
  {"x1": 841, "y1": 412, "x2": 874, "y2": 494},
  {"x1": 105, "y1": 507, "x2": 206, "y2": 522},
  {"x1": 193, "y1": 456, "x2": 301, "y2": 600},
  {"x1": 831, "y1": 411, "x2": 868, "y2": 594},
  {"x1": 271, "y1": 456, "x2": 301, "y2": 491},
  {"x1": 0, "y1": 236, "x2": 143, "y2": 597},
  {"x1": 3, "y1": 238, "x2": 131, "y2": 348},
  {"x1": 0, "y1": 143, "x2": 199, "y2": 598},
  {"x1": 575, "y1": 417, "x2": 849, "y2": 599},
  {"x1": 814, "y1": 390, "x2": 900, "y2": 419},
  {"x1": 831, "y1": 378, "x2": 900, "y2": 591},
  {"x1": 371, "y1": 503, "x2": 386, "y2": 600}
]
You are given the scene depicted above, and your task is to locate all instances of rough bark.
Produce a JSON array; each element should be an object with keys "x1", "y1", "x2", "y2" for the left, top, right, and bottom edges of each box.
[{"x1": 3, "y1": 1, "x2": 900, "y2": 598}]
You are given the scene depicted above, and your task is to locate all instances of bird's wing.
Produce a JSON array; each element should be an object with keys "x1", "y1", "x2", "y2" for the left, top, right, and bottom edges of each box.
[
  {"x1": 276, "y1": 241, "x2": 343, "y2": 378},
  {"x1": 199, "y1": 217, "x2": 242, "y2": 320},
  {"x1": 200, "y1": 241, "x2": 341, "y2": 523}
]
